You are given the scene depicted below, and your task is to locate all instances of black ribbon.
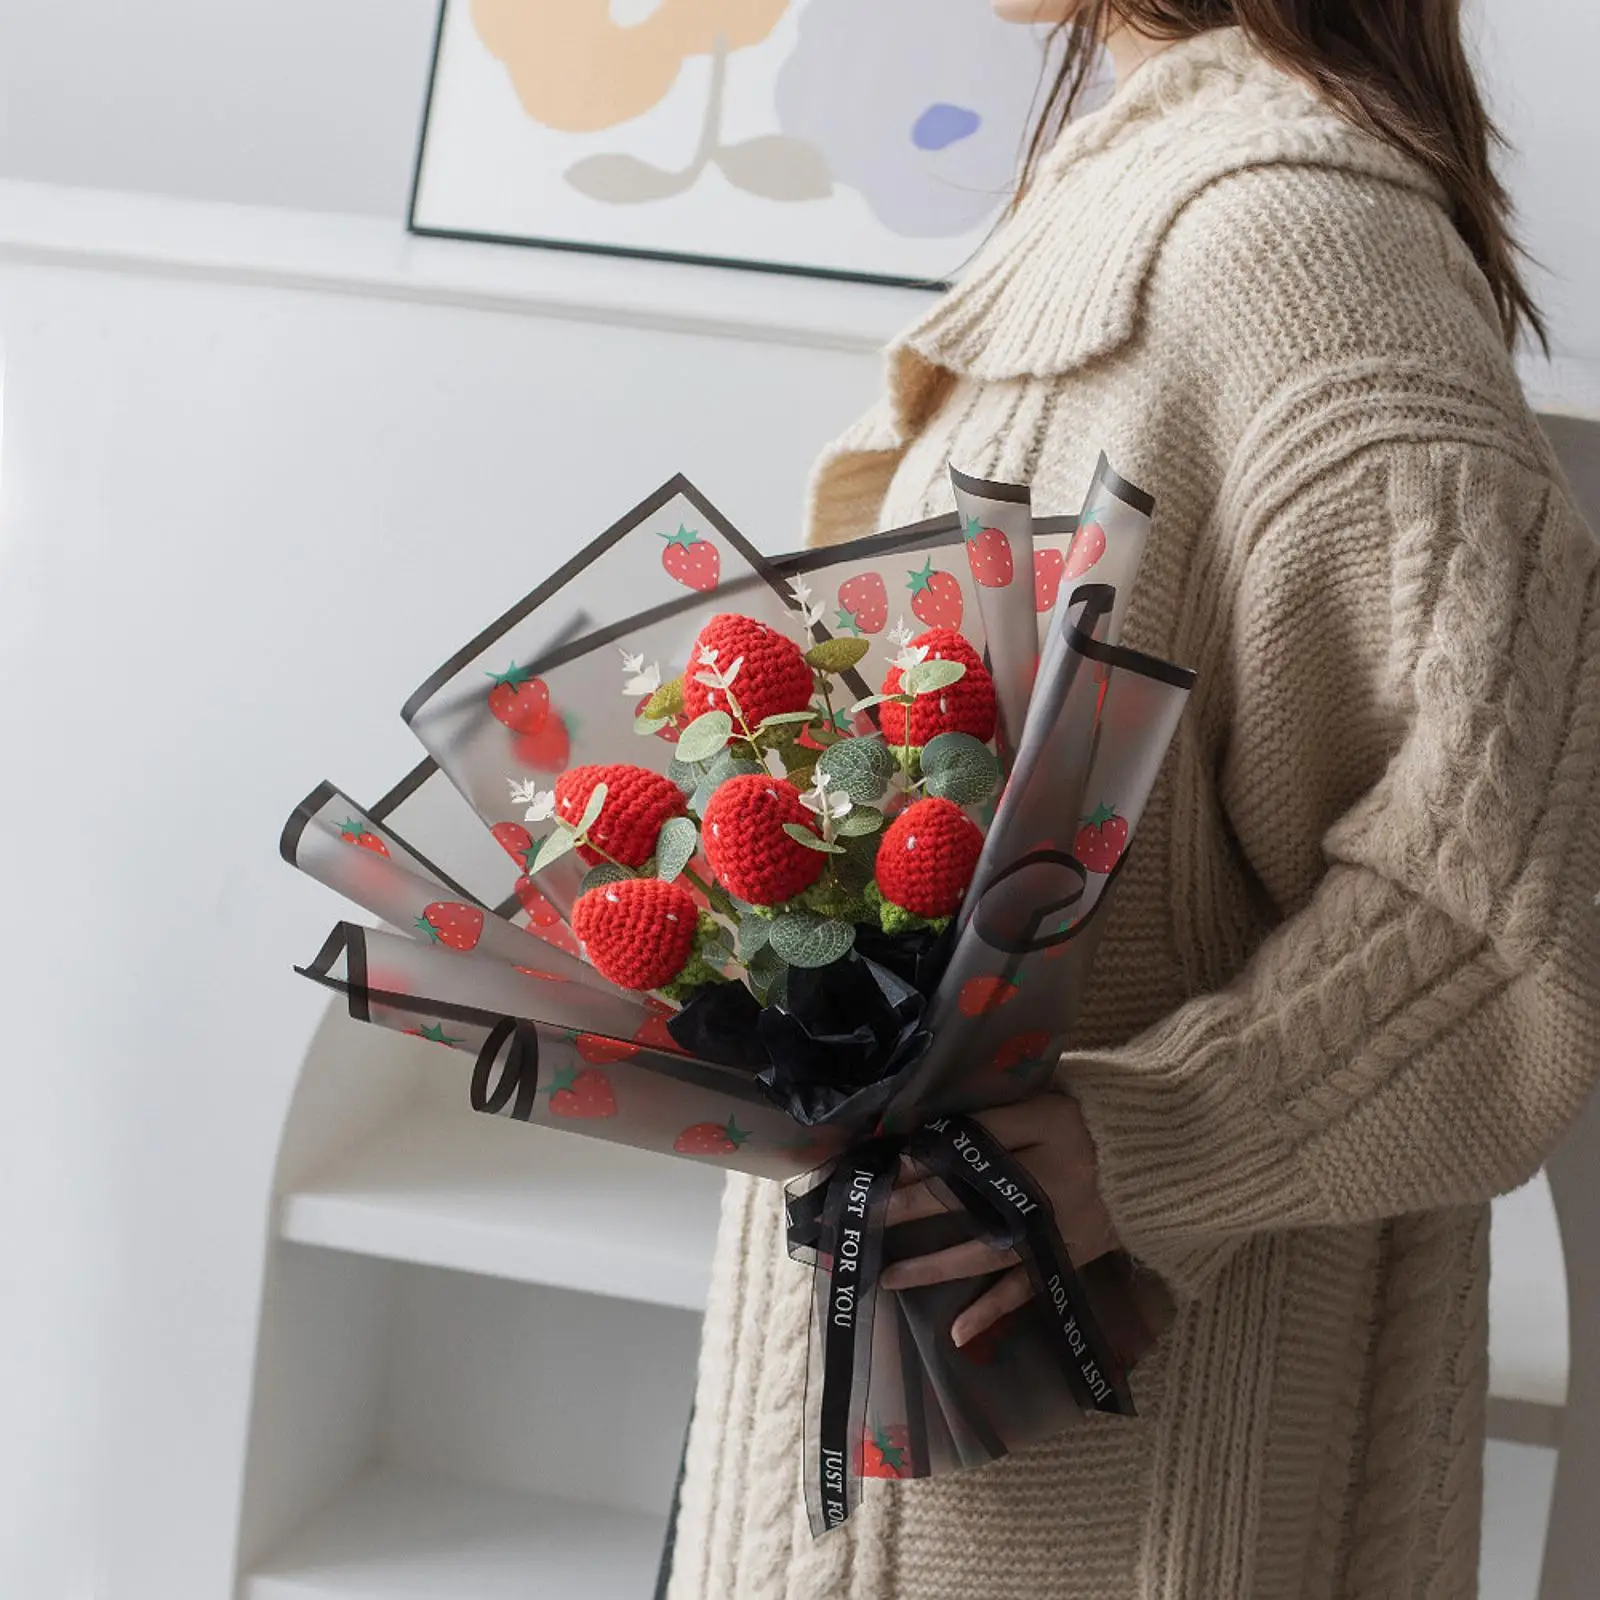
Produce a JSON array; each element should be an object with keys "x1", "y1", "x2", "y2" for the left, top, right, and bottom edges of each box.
[
  {"x1": 469, "y1": 1018, "x2": 542, "y2": 1121},
  {"x1": 788, "y1": 1113, "x2": 1133, "y2": 1536}
]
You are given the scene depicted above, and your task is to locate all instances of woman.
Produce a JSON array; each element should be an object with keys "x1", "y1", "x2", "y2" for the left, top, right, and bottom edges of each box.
[{"x1": 669, "y1": 5, "x2": 1600, "y2": 1596}]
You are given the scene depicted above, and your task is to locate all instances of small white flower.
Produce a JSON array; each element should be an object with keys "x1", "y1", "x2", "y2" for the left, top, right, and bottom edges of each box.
[
  {"x1": 893, "y1": 641, "x2": 930, "y2": 673},
  {"x1": 618, "y1": 647, "x2": 664, "y2": 698},
  {"x1": 788, "y1": 576, "x2": 815, "y2": 607},
  {"x1": 722, "y1": 654, "x2": 743, "y2": 686},
  {"x1": 521, "y1": 791, "x2": 557, "y2": 824},
  {"x1": 698, "y1": 646, "x2": 719, "y2": 668},
  {"x1": 507, "y1": 777, "x2": 543, "y2": 806},
  {"x1": 800, "y1": 769, "x2": 853, "y2": 821},
  {"x1": 888, "y1": 617, "x2": 916, "y2": 650}
]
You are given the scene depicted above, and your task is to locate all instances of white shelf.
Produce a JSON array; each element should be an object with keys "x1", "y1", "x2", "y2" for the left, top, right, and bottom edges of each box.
[
  {"x1": 246, "y1": 1465, "x2": 667, "y2": 1599},
  {"x1": 1489, "y1": 1175, "x2": 1570, "y2": 1408},
  {"x1": 279, "y1": 1109, "x2": 725, "y2": 1312},
  {"x1": 0, "y1": 177, "x2": 923, "y2": 356}
]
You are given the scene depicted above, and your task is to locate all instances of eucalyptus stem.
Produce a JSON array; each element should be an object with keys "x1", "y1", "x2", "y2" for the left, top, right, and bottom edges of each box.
[{"x1": 682, "y1": 862, "x2": 738, "y2": 919}]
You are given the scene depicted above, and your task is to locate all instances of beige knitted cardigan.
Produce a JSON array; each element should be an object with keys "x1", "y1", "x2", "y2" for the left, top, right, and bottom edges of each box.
[{"x1": 668, "y1": 29, "x2": 1600, "y2": 1600}]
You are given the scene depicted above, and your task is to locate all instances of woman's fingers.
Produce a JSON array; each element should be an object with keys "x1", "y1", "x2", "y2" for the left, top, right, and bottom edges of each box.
[
  {"x1": 879, "y1": 1238, "x2": 1017, "y2": 1291},
  {"x1": 884, "y1": 1179, "x2": 947, "y2": 1228},
  {"x1": 950, "y1": 1266, "x2": 1033, "y2": 1348}
]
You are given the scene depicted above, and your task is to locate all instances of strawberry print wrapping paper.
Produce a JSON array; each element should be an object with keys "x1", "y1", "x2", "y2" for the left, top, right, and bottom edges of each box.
[{"x1": 281, "y1": 457, "x2": 1195, "y2": 1535}]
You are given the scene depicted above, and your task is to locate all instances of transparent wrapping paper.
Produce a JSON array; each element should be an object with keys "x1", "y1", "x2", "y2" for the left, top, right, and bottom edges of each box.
[{"x1": 281, "y1": 459, "x2": 1195, "y2": 1533}]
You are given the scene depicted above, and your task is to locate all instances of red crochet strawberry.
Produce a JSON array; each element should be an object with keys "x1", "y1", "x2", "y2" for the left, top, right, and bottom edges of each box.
[
  {"x1": 515, "y1": 711, "x2": 570, "y2": 773},
  {"x1": 958, "y1": 974, "x2": 1020, "y2": 1015},
  {"x1": 553, "y1": 763, "x2": 687, "y2": 867},
  {"x1": 660, "y1": 525, "x2": 720, "y2": 592},
  {"x1": 1075, "y1": 802, "x2": 1129, "y2": 874},
  {"x1": 492, "y1": 821, "x2": 534, "y2": 869},
  {"x1": 837, "y1": 572, "x2": 888, "y2": 635},
  {"x1": 547, "y1": 1064, "x2": 617, "y2": 1119},
  {"x1": 699, "y1": 774, "x2": 826, "y2": 905},
  {"x1": 963, "y1": 517, "x2": 1014, "y2": 588},
  {"x1": 415, "y1": 901, "x2": 485, "y2": 951},
  {"x1": 906, "y1": 559, "x2": 964, "y2": 629},
  {"x1": 574, "y1": 1032, "x2": 640, "y2": 1064},
  {"x1": 680, "y1": 614, "x2": 814, "y2": 727},
  {"x1": 988, "y1": 1030, "x2": 1053, "y2": 1076},
  {"x1": 1033, "y1": 548, "x2": 1065, "y2": 612},
  {"x1": 1064, "y1": 517, "x2": 1107, "y2": 579},
  {"x1": 874, "y1": 797, "x2": 983, "y2": 919},
  {"x1": 633, "y1": 998, "x2": 680, "y2": 1052},
  {"x1": 877, "y1": 629, "x2": 996, "y2": 751},
  {"x1": 338, "y1": 817, "x2": 390, "y2": 857},
  {"x1": 571, "y1": 877, "x2": 698, "y2": 990},
  {"x1": 858, "y1": 1425, "x2": 911, "y2": 1479},
  {"x1": 674, "y1": 1116, "x2": 751, "y2": 1156},
  {"x1": 486, "y1": 665, "x2": 550, "y2": 733}
]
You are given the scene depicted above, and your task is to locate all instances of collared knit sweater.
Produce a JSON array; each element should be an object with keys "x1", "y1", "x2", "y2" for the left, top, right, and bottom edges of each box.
[{"x1": 668, "y1": 28, "x2": 1600, "y2": 1600}]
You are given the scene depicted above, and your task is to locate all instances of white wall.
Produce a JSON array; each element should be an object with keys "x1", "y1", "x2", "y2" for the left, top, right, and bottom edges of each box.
[
  {"x1": 0, "y1": 0, "x2": 1595, "y2": 362},
  {"x1": 0, "y1": 228, "x2": 895, "y2": 1599}
]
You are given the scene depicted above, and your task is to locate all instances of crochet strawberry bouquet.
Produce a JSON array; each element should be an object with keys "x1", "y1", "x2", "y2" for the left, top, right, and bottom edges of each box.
[{"x1": 282, "y1": 459, "x2": 1195, "y2": 1534}]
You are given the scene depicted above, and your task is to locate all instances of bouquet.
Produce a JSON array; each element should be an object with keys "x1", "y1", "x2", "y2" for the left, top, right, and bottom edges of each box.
[{"x1": 282, "y1": 457, "x2": 1196, "y2": 1534}]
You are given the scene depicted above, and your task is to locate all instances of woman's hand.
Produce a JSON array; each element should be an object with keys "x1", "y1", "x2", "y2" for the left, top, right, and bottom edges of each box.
[{"x1": 878, "y1": 1094, "x2": 1118, "y2": 1348}]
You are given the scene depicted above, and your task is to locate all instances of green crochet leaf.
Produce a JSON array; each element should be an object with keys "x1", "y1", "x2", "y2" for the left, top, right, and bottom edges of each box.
[
  {"x1": 654, "y1": 816, "x2": 699, "y2": 882},
  {"x1": 920, "y1": 732, "x2": 1000, "y2": 806},
  {"x1": 676, "y1": 710, "x2": 734, "y2": 764},
  {"x1": 768, "y1": 912, "x2": 855, "y2": 969},
  {"x1": 643, "y1": 675, "x2": 685, "y2": 720},
  {"x1": 904, "y1": 659, "x2": 967, "y2": 696},
  {"x1": 818, "y1": 736, "x2": 894, "y2": 804},
  {"x1": 805, "y1": 637, "x2": 871, "y2": 674}
]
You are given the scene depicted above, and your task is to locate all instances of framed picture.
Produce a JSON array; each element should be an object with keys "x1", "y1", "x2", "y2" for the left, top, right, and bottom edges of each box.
[{"x1": 408, "y1": 1, "x2": 1060, "y2": 288}]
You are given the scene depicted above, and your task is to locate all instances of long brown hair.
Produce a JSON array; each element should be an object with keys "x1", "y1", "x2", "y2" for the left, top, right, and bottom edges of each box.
[{"x1": 1021, "y1": 2, "x2": 1546, "y2": 349}]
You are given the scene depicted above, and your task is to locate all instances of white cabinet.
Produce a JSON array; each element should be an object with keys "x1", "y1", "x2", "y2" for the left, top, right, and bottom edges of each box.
[{"x1": 237, "y1": 1009, "x2": 721, "y2": 1597}]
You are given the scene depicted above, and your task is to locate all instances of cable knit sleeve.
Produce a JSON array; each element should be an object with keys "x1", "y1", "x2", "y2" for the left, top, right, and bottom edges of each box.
[{"x1": 1063, "y1": 434, "x2": 1600, "y2": 1303}]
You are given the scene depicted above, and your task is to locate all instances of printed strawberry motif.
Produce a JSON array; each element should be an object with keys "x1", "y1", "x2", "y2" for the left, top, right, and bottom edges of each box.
[
  {"x1": 531, "y1": 919, "x2": 583, "y2": 957},
  {"x1": 415, "y1": 901, "x2": 485, "y2": 952},
  {"x1": 633, "y1": 997, "x2": 680, "y2": 1052},
  {"x1": 858, "y1": 1425, "x2": 911, "y2": 1479},
  {"x1": 338, "y1": 817, "x2": 390, "y2": 857},
  {"x1": 674, "y1": 1116, "x2": 751, "y2": 1156},
  {"x1": 987, "y1": 1030, "x2": 1054, "y2": 1076},
  {"x1": 958, "y1": 974, "x2": 1020, "y2": 1016},
  {"x1": 514, "y1": 879, "x2": 563, "y2": 926},
  {"x1": 659, "y1": 525, "x2": 720, "y2": 592},
  {"x1": 1064, "y1": 515, "x2": 1108, "y2": 580},
  {"x1": 571, "y1": 877, "x2": 699, "y2": 990},
  {"x1": 836, "y1": 572, "x2": 888, "y2": 635},
  {"x1": 515, "y1": 965, "x2": 568, "y2": 982},
  {"x1": 907, "y1": 559, "x2": 964, "y2": 629},
  {"x1": 963, "y1": 517, "x2": 1014, "y2": 588},
  {"x1": 681, "y1": 614, "x2": 813, "y2": 726},
  {"x1": 1075, "y1": 802, "x2": 1129, "y2": 874},
  {"x1": 547, "y1": 1064, "x2": 618, "y2": 1120},
  {"x1": 493, "y1": 821, "x2": 534, "y2": 869},
  {"x1": 515, "y1": 712, "x2": 571, "y2": 773},
  {"x1": 405, "y1": 1021, "x2": 463, "y2": 1047},
  {"x1": 1033, "y1": 548, "x2": 1066, "y2": 613},
  {"x1": 486, "y1": 664, "x2": 550, "y2": 733},
  {"x1": 553, "y1": 763, "x2": 687, "y2": 867},
  {"x1": 574, "y1": 1032, "x2": 640, "y2": 1064},
  {"x1": 797, "y1": 707, "x2": 852, "y2": 752}
]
